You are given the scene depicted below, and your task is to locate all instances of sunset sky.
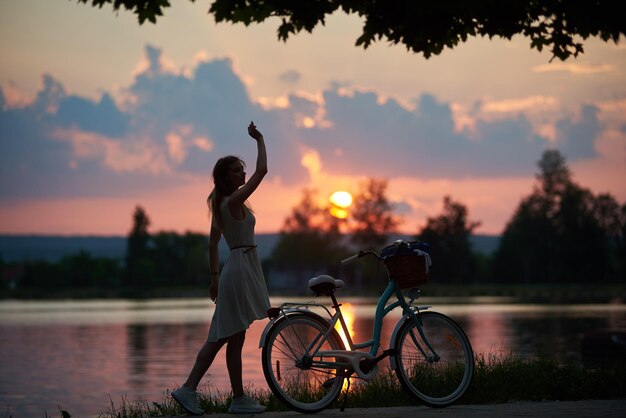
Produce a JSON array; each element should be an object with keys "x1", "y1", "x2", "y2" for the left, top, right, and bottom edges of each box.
[{"x1": 1, "y1": 1, "x2": 625, "y2": 237}]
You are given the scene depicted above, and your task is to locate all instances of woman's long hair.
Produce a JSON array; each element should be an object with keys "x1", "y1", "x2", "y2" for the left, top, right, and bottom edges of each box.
[{"x1": 207, "y1": 155, "x2": 245, "y2": 231}]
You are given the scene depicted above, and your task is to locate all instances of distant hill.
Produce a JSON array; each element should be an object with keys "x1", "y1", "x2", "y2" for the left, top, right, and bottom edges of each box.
[
  {"x1": 470, "y1": 234, "x2": 501, "y2": 255},
  {"x1": 0, "y1": 234, "x2": 280, "y2": 262},
  {"x1": 0, "y1": 233, "x2": 499, "y2": 262},
  {"x1": 0, "y1": 235, "x2": 127, "y2": 262}
]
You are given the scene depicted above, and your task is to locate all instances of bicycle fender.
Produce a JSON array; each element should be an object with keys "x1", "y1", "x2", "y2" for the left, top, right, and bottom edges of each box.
[
  {"x1": 388, "y1": 308, "x2": 432, "y2": 369},
  {"x1": 258, "y1": 310, "x2": 331, "y2": 348},
  {"x1": 388, "y1": 314, "x2": 410, "y2": 370}
]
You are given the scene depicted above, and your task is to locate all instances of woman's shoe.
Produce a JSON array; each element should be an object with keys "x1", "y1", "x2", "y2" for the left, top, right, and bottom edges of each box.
[
  {"x1": 228, "y1": 394, "x2": 266, "y2": 414},
  {"x1": 172, "y1": 386, "x2": 204, "y2": 415}
]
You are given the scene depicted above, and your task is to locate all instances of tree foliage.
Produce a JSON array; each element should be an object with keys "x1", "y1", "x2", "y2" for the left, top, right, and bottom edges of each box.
[
  {"x1": 270, "y1": 180, "x2": 401, "y2": 292},
  {"x1": 15, "y1": 252, "x2": 122, "y2": 290},
  {"x1": 270, "y1": 189, "x2": 347, "y2": 280},
  {"x1": 495, "y1": 150, "x2": 625, "y2": 283},
  {"x1": 77, "y1": 0, "x2": 625, "y2": 60},
  {"x1": 417, "y1": 196, "x2": 480, "y2": 282},
  {"x1": 125, "y1": 205, "x2": 152, "y2": 286},
  {"x1": 350, "y1": 178, "x2": 401, "y2": 249}
]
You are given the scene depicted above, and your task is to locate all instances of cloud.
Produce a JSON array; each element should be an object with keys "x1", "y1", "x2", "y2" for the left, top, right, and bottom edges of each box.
[
  {"x1": 50, "y1": 127, "x2": 172, "y2": 175},
  {"x1": 279, "y1": 70, "x2": 301, "y2": 84},
  {"x1": 481, "y1": 96, "x2": 559, "y2": 113},
  {"x1": 532, "y1": 63, "x2": 614, "y2": 75},
  {"x1": 0, "y1": 44, "x2": 614, "y2": 204},
  {"x1": 1, "y1": 80, "x2": 34, "y2": 109},
  {"x1": 131, "y1": 44, "x2": 179, "y2": 78},
  {"x1": 297, "y1": 89, "x2": 548, "y2": 178},
  {"x1": 300, "y1": 148, "x2": 322, "y2": 180},
  {"x1": 56, "y1": 93, "x2": 130, "y2": 137},
  {"x1": 555, "y1": 105, "x2": 601, "y2": 159}
]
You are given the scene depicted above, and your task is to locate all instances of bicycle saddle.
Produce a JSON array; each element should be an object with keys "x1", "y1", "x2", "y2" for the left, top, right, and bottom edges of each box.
[{"x1": 309, "y1": 275, "x2": 344, "y2": 296}]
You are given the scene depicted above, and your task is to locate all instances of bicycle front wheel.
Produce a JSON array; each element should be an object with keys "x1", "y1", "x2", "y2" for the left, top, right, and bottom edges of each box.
[
  {"x1": 261, "y1": 312, "x2": 346, "y2": 413},
  {"x1": 394, "y1": 311, "x2": 474, "y2": 407}
]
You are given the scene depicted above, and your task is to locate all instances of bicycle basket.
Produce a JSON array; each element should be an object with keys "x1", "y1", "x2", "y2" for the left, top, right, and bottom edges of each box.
[{"x1": 381, "y1": 241, "x2": 431, "y2": 289}]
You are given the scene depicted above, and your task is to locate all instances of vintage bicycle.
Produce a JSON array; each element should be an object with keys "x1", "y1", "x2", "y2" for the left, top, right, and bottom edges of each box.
[{"x1": 259, "y1": 240, "x2": 474, "y2": 413}]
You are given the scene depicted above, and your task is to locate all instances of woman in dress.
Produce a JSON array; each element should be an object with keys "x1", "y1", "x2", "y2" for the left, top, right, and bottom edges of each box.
[{"x1": 171, "y1": 121, "x2": 270, "y2": 415}]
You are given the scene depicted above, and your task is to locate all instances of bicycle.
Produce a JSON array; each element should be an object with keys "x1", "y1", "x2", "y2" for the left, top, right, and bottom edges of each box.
[{"x1": 259, "y1": 240, "x2": 474, "y2": 413}]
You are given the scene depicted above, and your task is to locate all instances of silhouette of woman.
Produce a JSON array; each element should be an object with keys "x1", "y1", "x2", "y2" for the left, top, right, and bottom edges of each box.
[{"x1": 171, "y1": 121, "x2": 270, "y2": 415}]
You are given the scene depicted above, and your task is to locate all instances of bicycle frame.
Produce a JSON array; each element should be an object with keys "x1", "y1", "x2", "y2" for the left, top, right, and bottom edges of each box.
[
  {"x1": 259, "y1": 278, "x2": 436, "y2": 379},
  {"x1": 260, "y1": 242, "x2": 474, "y2": 412}
]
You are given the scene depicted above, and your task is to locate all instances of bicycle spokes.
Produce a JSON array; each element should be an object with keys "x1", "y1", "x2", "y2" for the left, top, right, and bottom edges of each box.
[
  {"x1": 262, "y1": 314, "x2": 347, "y2": 413},
  {"x1": 446, "y1": 332, "x2": 463, "y2": 350},
  {"x1": 395, "y1": 312, "x2": 474, "y2": 407}
]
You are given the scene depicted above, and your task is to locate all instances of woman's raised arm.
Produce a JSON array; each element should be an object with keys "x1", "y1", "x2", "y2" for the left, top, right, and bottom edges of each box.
[{"x1": 228, "y1": 121, "x2": 267, "y2": 209}]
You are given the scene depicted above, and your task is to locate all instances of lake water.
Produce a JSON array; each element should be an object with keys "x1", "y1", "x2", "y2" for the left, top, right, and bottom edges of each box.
[{"x1": 1, "y1": 297, "x2": 625, "y2": 418}]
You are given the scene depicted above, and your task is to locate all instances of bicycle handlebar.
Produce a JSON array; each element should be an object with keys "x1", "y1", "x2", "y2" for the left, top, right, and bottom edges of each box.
[
  {"x1": 340, "y1": 240, "x2": 416, "y2": 265},
  {"x1": 340, "y1": 250, "x2": 380, "y2": 265},
  {"x1": 340, "y1": 253, "x2": 360, "y2": 265}
]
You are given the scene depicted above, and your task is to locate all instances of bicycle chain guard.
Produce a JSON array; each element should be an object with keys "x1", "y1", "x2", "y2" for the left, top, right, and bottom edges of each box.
[{"x1": 318, "y1": 350, "x2": 378, "y2": 380}]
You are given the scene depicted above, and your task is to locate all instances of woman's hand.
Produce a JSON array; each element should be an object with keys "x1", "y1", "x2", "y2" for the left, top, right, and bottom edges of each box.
[
  {"x1": 210, "y1": 280, "x2": 219, "y2": 303},
  {"x1": 248, "y1": 121, "x2": 264, "y2": 141}
]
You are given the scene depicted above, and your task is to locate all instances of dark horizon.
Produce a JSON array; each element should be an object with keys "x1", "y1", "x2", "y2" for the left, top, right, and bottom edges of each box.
[{"x1": 0, "y1": 233, "x2": 501, "y2": 263}]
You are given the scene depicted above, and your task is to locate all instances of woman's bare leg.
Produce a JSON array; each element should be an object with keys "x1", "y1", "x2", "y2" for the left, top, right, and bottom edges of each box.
[
  {"x1": 226, "y1": 330, "x2": 246, "y2": 398},
  {"x1": 183, "y1": 338, "x2": 227, "y2": 389}
]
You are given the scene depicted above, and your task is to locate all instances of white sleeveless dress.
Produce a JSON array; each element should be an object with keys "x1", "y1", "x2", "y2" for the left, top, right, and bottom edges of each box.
[{"x1": 207, "y1": 196, "x2": 270, "y2": 341}]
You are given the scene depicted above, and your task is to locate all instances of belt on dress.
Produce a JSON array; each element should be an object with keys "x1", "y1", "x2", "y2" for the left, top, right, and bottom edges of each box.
[{"x1": 230, "y1": 245, "x2": 257, "y2": 254}]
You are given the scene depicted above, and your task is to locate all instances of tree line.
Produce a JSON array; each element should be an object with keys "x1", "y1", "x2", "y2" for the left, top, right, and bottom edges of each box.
[
  {"x1": 0, "y1": 207, "x2": 212, "y2": 296},
  {"x1": 271, "y1": 150, "x2": 625, "y2": 289},
  {"x1": 1, "y1": 150, "x2": 624, "y2": 297}
]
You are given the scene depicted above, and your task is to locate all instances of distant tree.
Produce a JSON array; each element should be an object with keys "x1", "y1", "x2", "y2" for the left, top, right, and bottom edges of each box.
[
  {"x1": 60, "y1": 251, "x2": 122, "y2": 288},
  {"x1": 590, "y1": 193, "x2": 625, "y2": 280},
  {"x1": 19, "y1": 260, "x2": 64, "y2": 289},
  {"x1": 150, "y1": 231, "x2": 209, "y2": 285},
  {"x1": 182, "y1": 232, "x2": 210, "y2": 285},
  {"x1": 350, "y1": 178, "x2": 401, "y2": 250},
  {"x1": 77, "y1": 0, "x2": 626, "y2": 61},
  {"x1": 125, "y1": 205, "x2": 155, "y2": 287},
  {"x1": 128, "y1": 205, "x2": 150, "y2": 251},
  {"x1": 618, "y1": 204, "x2": 626, "y2": 278},
  {"x1": 271, "y1": 189, "x2": 347, "y2": 283},
  {"x1": 417, "y1": 196, "x2": 480, "y2": 282},
  {"x1": 282, "y1": 189, "x2": 329, "y2": 234},
  {"x1": 537, "y1": 149, "x2": 571, "y2": 197},
  {"x1": 495, "y1": 150, "x2": 624, "y2": 283},
  {"x1": 150, "y1": 231, "x2": 181, "y2": 286}
]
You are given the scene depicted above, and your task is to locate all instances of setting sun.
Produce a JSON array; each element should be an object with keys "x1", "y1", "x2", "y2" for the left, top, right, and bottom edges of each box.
[
  {"x1": 329, "y1": 191, "x2": 353, "y2": 207},
  {"x1": 329, "y1": 191, "x2": 353, "y2": 219}
]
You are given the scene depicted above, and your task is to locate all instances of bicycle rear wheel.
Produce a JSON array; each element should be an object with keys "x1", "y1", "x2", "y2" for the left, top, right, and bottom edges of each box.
[
  {"x1": 394, "y1": 311, "x2": 474, "y2": 407},
  {"x1": 261, "y1": 312, "x2": 346, "y2": 413}
]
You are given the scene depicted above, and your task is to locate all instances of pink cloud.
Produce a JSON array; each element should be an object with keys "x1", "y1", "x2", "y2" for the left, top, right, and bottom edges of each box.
[{"x1": 50, "y1": 127, "x2": 172, "y2": 174}]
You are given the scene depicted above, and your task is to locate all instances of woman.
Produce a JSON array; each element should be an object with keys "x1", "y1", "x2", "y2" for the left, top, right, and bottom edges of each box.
[{"x1": 171, "y1": 121, "x2": 270, "y2": 415}]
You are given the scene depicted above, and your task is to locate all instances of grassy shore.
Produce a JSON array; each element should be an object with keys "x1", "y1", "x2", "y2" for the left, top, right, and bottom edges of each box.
[{"x1": 96, "y1": 355, "x2": 626, "y2": 418}]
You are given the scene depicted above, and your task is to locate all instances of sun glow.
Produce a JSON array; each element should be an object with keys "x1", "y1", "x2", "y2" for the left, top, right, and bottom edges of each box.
[
  {"x1": 335, "y1": 302, "x2": 355, "y2": 350},
  {"x1": 329, "y1": 191, "x2": 353, "y2": 208},
  {"x1": 329, "y1": 191, "x2": 353, "y2": 219}
]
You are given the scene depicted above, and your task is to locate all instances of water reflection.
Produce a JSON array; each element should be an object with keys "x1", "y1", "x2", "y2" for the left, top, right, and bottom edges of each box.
[
  {"x1": 465, "y1": 312, "x2": 511, "y2": 358},
  {"x1": 335, "y1": 302, "x2": 355, "y2": 348},
  {"x1": 1, "y1": 299, "x2": 625, "y2": 417},
  {"x1": 127, "y1": 325, "x2": 148, "y2": 387}
]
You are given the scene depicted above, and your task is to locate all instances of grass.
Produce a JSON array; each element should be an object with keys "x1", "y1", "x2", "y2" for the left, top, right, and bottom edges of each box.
[
  {"x1": 466, "y1": 354, "x2": 626, "y2": 403},
  {"x1": 95, "y1": 355, "x2": 626, "y2": 417}
]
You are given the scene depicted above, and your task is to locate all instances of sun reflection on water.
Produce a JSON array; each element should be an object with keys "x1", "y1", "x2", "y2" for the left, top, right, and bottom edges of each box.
[{"x1": 334, "y1": 302, "x2": 355, "y2": 349}]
